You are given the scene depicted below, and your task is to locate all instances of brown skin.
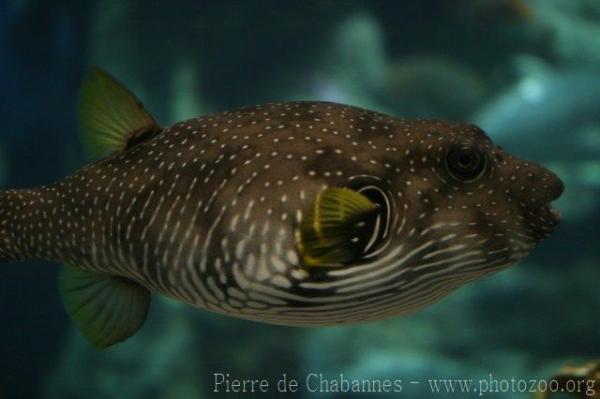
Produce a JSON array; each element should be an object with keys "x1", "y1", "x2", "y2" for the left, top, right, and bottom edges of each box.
[{"x1": 0, "y1": 101, "x2": 564, "y2": 326}]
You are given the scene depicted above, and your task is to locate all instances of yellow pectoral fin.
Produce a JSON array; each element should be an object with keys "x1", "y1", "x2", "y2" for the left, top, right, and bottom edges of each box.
[
  {"x1": 58, "y1": 265, "x2": 150, "y2": 349},
  {"x1": 79, "y1": 67, "x2": 160, "y2": 156},
  {"x1": 297, "y1": 187, "x2": 379, "y2": 267}
]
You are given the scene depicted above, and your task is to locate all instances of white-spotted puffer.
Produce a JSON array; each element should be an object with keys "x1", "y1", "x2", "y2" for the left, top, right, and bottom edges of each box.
[{"x1": 0, "y1": 68, "x2": 563, "y2": 348}]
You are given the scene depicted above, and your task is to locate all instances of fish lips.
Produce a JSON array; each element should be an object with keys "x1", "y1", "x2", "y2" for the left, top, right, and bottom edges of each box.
[{"x1": 547, "y1": 174, "x2": 565, "y2": 223}]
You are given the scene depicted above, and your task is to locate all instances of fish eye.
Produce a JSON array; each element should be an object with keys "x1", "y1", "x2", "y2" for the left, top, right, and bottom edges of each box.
[{"x1": 445, "y1": 144, "x2": 487, "y2": 182}]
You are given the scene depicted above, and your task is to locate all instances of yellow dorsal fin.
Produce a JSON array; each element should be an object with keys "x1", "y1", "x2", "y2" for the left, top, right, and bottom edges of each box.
[
  {"x1": 296, "y1": 187, "x2": 380, "y2": 267},
  {"x1": 79, "y1": 67, "x2": 159, "y2": 156}
]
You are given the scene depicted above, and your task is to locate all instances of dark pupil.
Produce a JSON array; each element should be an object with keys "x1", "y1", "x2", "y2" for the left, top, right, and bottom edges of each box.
[
  {"x1": 457, "y1": 152, "x2": 476, "y2": 168},
  {"x1": 448, "y1": 146, "x2": 485, "y2": 180}
]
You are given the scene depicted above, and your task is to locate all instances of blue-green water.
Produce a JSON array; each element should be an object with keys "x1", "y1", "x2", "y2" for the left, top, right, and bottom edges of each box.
[{"x1": 1, "y1": 1, "x2": 598, "y2": 398}]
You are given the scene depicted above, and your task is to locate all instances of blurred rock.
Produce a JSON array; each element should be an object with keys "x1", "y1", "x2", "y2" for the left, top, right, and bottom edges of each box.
[
  {"x1": 474, "y1": 58, "x2": 600, "y2": 161},
  {"x1": 310, "y1": 13, "x2": 389, "y2": 112},
  {"x1": 45, "y1": 299, "x2": 204, "y2": 399},
  {"x1": 379, "y1": 55, "x2": 485, "y2": 120},
  {"x1": 46, "y1": 296, "x2": 304, "y2": 398},
  {"x1": 312, "y1": 15, "x2": 485, "y2": 121},
  {"x1": 454, "y1": 0, "x2": 534, "y2": 27},
  {"x1": 530, "y1": 0, "x2": 600, "y2": 67}
]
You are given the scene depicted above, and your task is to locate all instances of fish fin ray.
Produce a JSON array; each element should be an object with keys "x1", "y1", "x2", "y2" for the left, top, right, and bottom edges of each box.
[
  {"x1": 58, "y1": 265, "x2": 150, "y2": 349},
  {"x1": 296, "y1": 187, "x2": 379, "y2": 267},
  {"x1": 79, "y1": 66, "x2": 160, "y2": 156}
]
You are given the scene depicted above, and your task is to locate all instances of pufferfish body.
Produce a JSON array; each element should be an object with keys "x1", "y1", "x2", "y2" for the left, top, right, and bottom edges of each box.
[{"x1": 0, "y1": 68, "x2": 563, "y2": 348}]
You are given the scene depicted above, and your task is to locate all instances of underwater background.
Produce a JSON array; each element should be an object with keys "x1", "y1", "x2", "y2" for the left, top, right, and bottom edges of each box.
[{"x1": 0, "y1": 0, "x2": 599, "y2": 398}]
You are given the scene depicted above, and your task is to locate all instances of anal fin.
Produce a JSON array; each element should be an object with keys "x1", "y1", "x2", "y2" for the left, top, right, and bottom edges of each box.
[{"x1": 58, "y1": 266, "x2": 151, "y2": 349}]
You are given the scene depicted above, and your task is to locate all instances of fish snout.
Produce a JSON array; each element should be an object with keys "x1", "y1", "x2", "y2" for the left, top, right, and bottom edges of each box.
[
  {"x1": 521, "y1": 161, "x2": 564, "y2": 203},
  {"x1": 546, "y1": 170, "x2": 564, "y2": 223},
  {"x1": 530, "y1": 163, "x2": 564, "y2": 226},
  {"x1": 505, "y1": 157, "x2": 565, "y2": 236},
  {"x1": 547, "y1": 171, "x2": 564, "y2": 202}
]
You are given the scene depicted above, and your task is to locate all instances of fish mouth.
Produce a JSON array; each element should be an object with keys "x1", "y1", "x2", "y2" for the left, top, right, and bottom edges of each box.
[
  {"x1": 547, "y1": 175, "x2": 564, "y2": 223},
  {"x1": 549, "y1": 206, "x2": 561, "y2": 221}
]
